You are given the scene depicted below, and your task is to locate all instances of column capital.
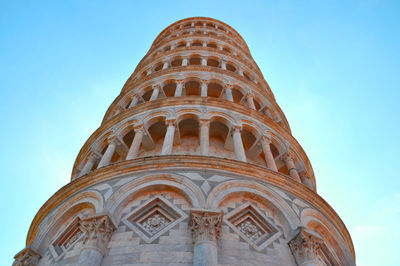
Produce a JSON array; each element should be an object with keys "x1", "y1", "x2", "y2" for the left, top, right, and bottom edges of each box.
[
  {"x1": 176, "y1": 79, "x2": 184, "y2": 84},
  {"x1": 152, "y1": 84, "x2": 161, "y2": 90},
  {"x1": 232, "y1": 124, "x2": 242, "y2": 132},
  {"x1": 262, "y1": 134, "x2": 273, "y2": 145},
  {"x1": 189, "y1": 209, "x2": 223, "y2": 243},
  {"x1": 13, "y1": 246, "x2": 41, "y2": 266},
  {"x1": 201, "y1": 79, "x2": 209, "y2": 84},
  {"x1": 165, "y1": 118, "x2": 177, "y2": 126},
  {"x1": 199, "y1": 118, "x2": 211, "y2": 127},
  {"x1": 288, "y1": 228, "x2": 323, "y2": 265},
  {"x1": 107, "y1": 134, "x2": 119, "y2": 145},
  {"x1": 80, "y1": 214, "x2": 117, "y2": 254},
  {"x1": 225, "y1": 83, "x2": 233, "y2": 89},
  {"x1": 246, "y1": 91, "x2": 254, "y2": 98},
  {"x1": 133, "y1": 123, "x2": 145, "y2": 133},
  {"x1": 88, "y1": 152, "x2": 101, "y2": 161},
  {"x1": 282, "y1": 152, "x2": 295, "y2": 162}
]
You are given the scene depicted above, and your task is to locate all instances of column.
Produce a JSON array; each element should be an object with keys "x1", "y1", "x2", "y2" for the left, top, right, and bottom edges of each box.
[
  {"x1": 283, "y1": 153, "x2": 301, "y2": 182},
  {"x1": 79, "y1": 153, "x2": 100, "y2": 177},
  {"x1": 299, "y1": 171, "x2": 315, "y2": 190},
  {"x1": 217, "y1": 45, "x2": 223, "y2": 51},
  {"x1": 97, "y1": 137, "x2": 117, "y2": 169},
  {"x1": 189, "y1": 209, "x2": 223, "y2": 266},
  {"x1": 182, "y1": 57, "x2": 189, "y2": 66},
  {"x1": 186, "y1": 41, "x2": 191, "y2": 47},
  {"x1": 13, "y1": 247, "x2": 41, "y2": 266},
  {"x1": 162, "y1": 61, "x2": 169, "y2": 70},
  {"x1": 225, "y1": 84, "x2": 234, "y2": 102},
  {"x1": 175, "y1": 80, "x2": 184, "y2": 96},
  {"x1": 150, "y1": 85, "x2": 160, "y2": 101},
  {"x1": 220, "y1": 59, "x2": 227, "y2": 70},
  {"x1": 199, "y1": 119, "x2": 210, "y2": 156},
  {"x1": 246, "y1": 92, "x2": 256, "y2": 110},
  {"x1": 202, "y1": 41, "x2": 207, "y2": 47},
  {"x1": 126, "y1": 125, "x2": 145, "y2": 160},
  {"x1": 128, "y1": 94, "x2": 139, "y2": 108},
  {"x1": 201, "y1": 80, "x2": 208, "y2": 97},
  {"x1": 77, "y1": 214, "x2": 116, "y2": 266},
  {"x1": 237, "y1": 68, "x2": 244, "y2": 76},
  {"x1": 146, "y1": 68, "x2": 152, "y2": 75},
  {"x1": 201, "y1": 57, "x2": 207, "y2": 66},
  {"x1": 161, "y1": 119, "x2": 176, "y2": 155},
  {"x1": 232, "y1": 125, "x2": 246, "y2": 162},
  {"x1": 288, "y1": 228, "x2": 324, "y2": 266},
  {"x1": 261, "y1": 136, "x2": 278, "y2": 171}
]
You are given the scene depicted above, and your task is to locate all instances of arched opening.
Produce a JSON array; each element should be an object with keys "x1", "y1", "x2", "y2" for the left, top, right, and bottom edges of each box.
[
  {"x1": 207, "y1": 43, "x2": 218, "y2": 49},
  {"x1": 163, "y1": 46, "x2": 171, "y2": 52},
  {"x1": 194, "y1": 21, "x2": 203, "y2": 27},
  {"x1": 254, "y1": 98, "x2": 262, "y2": 110},
  {"x1": 177, "y1": 117, "x2": 200, "y2": 154},
  {"x1": 146, "y1": 117, "x2": 167, "y2": 156},
  {"x1": 207, "y1": 58, "x2": 219, "y2": 67},
  {"x1": 189, "y1": 57, "x2": 202, "y2": 65},
  {"x1": 154, "y1": 62, "x2": 163, "y2": 72},
  {"x1": 209, "y1": 118, "x2": 233, "y2": 159},
  {"x1": 176, "y1": 42, "x2": 186, "y2": 48},
  {"x1": 206, "y1": 23, "x2": 214, "y2": 28},
  {"x1": 232, "y1": 87, "x2": 244, "y2": 103},
  {"x1": 192, "y1": 41, "x2": 202, "y2": 47},
  {"x1": 141, "y1": 87, "x2": 153, "y2": 102},
  {"x1": 163, "y1": 82, "x2": 176, "y2": 97},
  {"x1": 223, "y1": 47, "x2": 230, "y2": 53},
  {"x1": 171, "y1": 58, "x2": 183, "y2": 67},
  {"x1": 207, "y1": 82, "x2": 223, "y2": 98},
  {"x1": 185, "y1": 81, "x2": 201, "y2": 96},
  {"x1": 226, "y1": 63, "x2": 236, "y2": 72}
]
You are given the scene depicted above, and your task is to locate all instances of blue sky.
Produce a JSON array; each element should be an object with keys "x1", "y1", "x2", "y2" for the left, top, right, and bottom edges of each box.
[{"x1": 1, "y1": 1, "x2": 399, "y2": 265}]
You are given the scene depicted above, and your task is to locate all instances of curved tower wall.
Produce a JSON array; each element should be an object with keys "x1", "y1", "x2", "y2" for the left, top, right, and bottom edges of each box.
[{"x1": 14, "y1": 17, "x2": 355, "y2": 266}]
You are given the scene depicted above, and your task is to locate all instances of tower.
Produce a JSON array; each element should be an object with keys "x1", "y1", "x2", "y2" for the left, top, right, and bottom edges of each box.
[{"x1": 14, "y1": 17, "x2": 355, "y2": 265}]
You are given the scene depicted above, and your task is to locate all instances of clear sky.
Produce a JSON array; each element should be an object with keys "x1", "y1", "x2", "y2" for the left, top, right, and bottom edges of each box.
[{"x1": 1, "y1": 1, "x2": 399, "y2": 265}]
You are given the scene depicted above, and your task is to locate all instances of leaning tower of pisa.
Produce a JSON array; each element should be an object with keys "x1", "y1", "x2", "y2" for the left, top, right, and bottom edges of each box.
[{"x1": 14, "y1": 17, "x2": 355, "y2": 266}]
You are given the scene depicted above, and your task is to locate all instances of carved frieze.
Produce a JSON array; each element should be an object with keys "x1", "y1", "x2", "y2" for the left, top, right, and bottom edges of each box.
[{"x1": 13, "y1": 247, "x2": 41, "y2": 266}]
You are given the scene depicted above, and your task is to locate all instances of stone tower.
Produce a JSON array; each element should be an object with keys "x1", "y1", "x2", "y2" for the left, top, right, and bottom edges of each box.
[{"x1": 14, "y1": 17, "x2": 355, "y2": 265}]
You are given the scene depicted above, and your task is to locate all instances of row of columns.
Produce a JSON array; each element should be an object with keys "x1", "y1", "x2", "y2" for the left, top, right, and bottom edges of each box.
[
  {"x1": 14, "y1": 212, "x2": 323, "y2": 266},
  {"x1": 147, "y1": 56, "x2": 247, "y2": 78},
  {"x1": 79, "y1": 121, "x2": 301, "y2": 181},
  {"x1": 120, "y1": 82, "x2": 258, "y2": 112}
]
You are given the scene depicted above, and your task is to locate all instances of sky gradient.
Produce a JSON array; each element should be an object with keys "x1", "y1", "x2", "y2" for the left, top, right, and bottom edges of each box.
[{"x1": 1, "y1": 1, "x2": 399, "y2": 265}]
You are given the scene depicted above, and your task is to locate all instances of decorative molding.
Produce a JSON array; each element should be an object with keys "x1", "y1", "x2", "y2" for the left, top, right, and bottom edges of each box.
[
  {"x1": 189, "y1": 209, "x2": 223, "y2": 243},
  {"x1": 13, "y1": 246, "x2": 41, "y2": 266}
]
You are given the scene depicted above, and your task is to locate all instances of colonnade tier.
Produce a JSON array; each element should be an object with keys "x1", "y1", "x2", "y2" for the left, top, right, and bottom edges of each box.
[
  {"x1": 72, "y1": 98, "x2": 316, "y2": 190},
  {"x1": 130, "y1": 34, "x2": 263, "y2": 86},
  {"x1": 102, "y1": 68, "x2": 290, "y2": 132}
]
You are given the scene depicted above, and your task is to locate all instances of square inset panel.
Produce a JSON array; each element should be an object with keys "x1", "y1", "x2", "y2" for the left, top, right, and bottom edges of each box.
[
  {"x1": 224, "y1": 203, "x2": 281, "y2": 251},
  {"x1": 122, "y1": 196, "x2": 187, "y2": 243},
  {"x1": 49, "y1": 216, "x2": 84, "y2": 261}
]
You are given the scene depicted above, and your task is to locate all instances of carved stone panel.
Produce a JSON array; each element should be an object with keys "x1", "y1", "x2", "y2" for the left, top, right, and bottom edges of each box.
[
  {"x1": 122, "y1": 196, "x2": 187, "y2": 243},
  {"x1": 224, "y1": 203, "x2": 281, "y2": 251}
]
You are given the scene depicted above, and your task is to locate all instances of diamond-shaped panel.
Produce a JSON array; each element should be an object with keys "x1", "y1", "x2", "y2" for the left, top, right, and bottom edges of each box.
[
  {"x1": 225, "y1": 203, "x2": 281, "y2": 251},
  {"x1": 122, "y1": 197, "x2": 187, "y2": 243}
]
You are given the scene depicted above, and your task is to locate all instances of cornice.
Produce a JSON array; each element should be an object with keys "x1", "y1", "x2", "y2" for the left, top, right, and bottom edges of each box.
[
  {"x1": 73, "y1": 98, "x2": 310, "y2": 182},
  {"x1": 26, "y1": 155, "x2": 354, "y2": 260}
]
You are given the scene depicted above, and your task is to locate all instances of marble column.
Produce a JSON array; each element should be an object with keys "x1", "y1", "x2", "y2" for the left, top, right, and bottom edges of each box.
[
  {"x1": 232, "y1": 125, "x2": 247, "y2": 162},
  {"x1": 146, "y1": 68, "x2": 152, "y2": 75},
  {"x1": 201, "y1": 57, "x2": 207, "y2": 66},
  {"x1": 13, "y1": 246, "x2": 41, "y2": 266},
  {"x1": 199, "y1": 119, "x2": 210, "y2": 156},
  {"x1": 189, "y1": 209, "x2": 223, "y2": 266},
  {"x1": 288, "y1": 228, "x2": 325, "y2": 266},
  {"x1": 237, "y1": 68, "x2": 244, "y2": 76},
  {"x1": 175, "y1": 80, "x2": 184, "y2": 96},
  {"x1": 79, "y1": 153, "x2": 100, "y2": 177},
  {"x1": 261, "y1": 136, "x2": 278, "y2": 171},
  {"x1": 220, "y1": 60, "x2": 227, "y2": 70},
  {"x1": 126, "y1": 125, "x2": 144, "y2": 160},
  {"x1": 201, "y1": 80, "x2": 208, "y2": 97},
  {"x1": 182, "y1": 58, "x2": 189, "y2": 66},
  {"x1": 283, "y1": 153, "x2": 301, "y2": 182},
  {"x1": 162, "y1": 61, "x2": 169, "y2": 70},
  {"x1": 97, "y1": 137, "x2": 117, "y2": 169},
  {"x1": 150, "y1": 85, "x2": 160, "y2": 101},
  {"x1": 246, "y1": 92, "x2": 256, "y2": 110},
  {"x1": 128, "y1": 94, "x2": 139, "y2": 108},
  {"x1": 161, "y1": 119, "x2": 176, "y2": 155},
  {"x1": 77, "y1": 214, "x2": 116, "y2": 266},
  {"x1": 225, "y1": 84, "x2": 234, "y2": 102}
]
